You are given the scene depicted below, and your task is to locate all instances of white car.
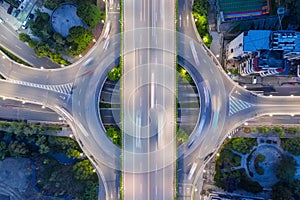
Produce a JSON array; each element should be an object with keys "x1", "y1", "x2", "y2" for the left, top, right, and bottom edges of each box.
[{"x1": 0, "y1": 17, "x2": 4, "y2": 23}]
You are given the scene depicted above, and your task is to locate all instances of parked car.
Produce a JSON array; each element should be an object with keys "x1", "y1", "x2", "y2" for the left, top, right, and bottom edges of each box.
[
  {"x1": 13, "y1": 9, "x2": 20, "y2": 17},
  {"x1": 28, "y1": 13, "x2": 34, "y2": 20},
  {"x1": 7, "y1": 5, "x2": 13, "y2": 15},
  {"x1": 0, "y1": 17, "x2": 3, "y2": 23},
  {"x1": 21, "y1": 19, "x2": 29, "y2": 29}
]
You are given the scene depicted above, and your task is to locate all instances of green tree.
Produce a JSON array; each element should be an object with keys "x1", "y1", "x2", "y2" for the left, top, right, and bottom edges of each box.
[
  {"x1": 66, "y1": 148, "x2": 82, "y2": 159},
  {"x1": 238, "y1": 170, "x2": 263, "y2": 193},
  {"x1": 106, "y1": 126, "x2": 121, "y2": 146},
  {"x1": 231, "y1": 138, "x2": 256, "y2": 154},
  {"x1": 19, "y1": 33, "x2": 31, "y2": 43},
  {"x1": 8, "y1": 141, "x2": 28, "y2": 157},
  {"x1": 272, "y1": 184, "x2": 293, "y2": 200},
  {"x1": 291, "y1": 180, "x2": 300, "y2": 199},
  {"x1": 43, "y1": 0, "x2": 64, "y2": 10},
  {"x1": 39, "y1": 144, "x2": 50, "y2": 154},
  {"x1": 192, "y1": 0, "x2": 209, "y2": 16},
  {"x1": 29, "y1": 10, "x2": 52, "y2": 41},
  {"x1": 177, "y1": 129, "x2": 189, "y2": 145},
  {"x1": 276, "y1": 155, "x2": 296, "y2": 183},
  {"x1": 53, "y1": 32, "x2": 65, "y2": 48},
  {"x1": 0, "y1": 142, "x2": 7, "y2": 160},
  {"x1": 34, "y1": 43, "x2": 51, "y2": 57},
  {"x1": 80, "y1": 182, "x2": 98, "y2": 200},
  {"x1": 281, "y1": 138, "x2": 300, "y2": 155},
  {"x1": 48, "y1": 136, "x2": 78, "y2": 152},
  {"x1": 108, "y1": 66, "x2": 122, "y2": 81},
  {"x1": 77, "y1": 2, "x2": 101, "y2": 28},
  {"x1": 67, "y1": 26, "x2": 93, "y2": 56},
  {"x1": 287, "y1": 127, "x2": 297, "y2": 134},
  {"x1": 273, "y1": 126, "x2": 284, "y2": 135},
  {"x1": 260, "y1": 126, "x2": 270, "y2": 133},
  {"x1": 72, "y1": 160, "x2": 94, "y2": 180}
]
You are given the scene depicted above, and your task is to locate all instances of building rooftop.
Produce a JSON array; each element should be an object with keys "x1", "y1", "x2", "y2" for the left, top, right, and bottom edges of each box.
[
  {"x1": 271, "y1": 31, "x2": 300, "y2": 52},
  {"x1": 217, "y1": 0, "x2": 268, "y2": 22},
  {"x1": 257, "y1": 50, "x2": 284, "y2": 69},
  {"x1": 244, "y1": 30, "x2": 271, "y2": 52}
]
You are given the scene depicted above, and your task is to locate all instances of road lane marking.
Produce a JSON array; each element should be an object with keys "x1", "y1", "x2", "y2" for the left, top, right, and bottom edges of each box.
[
  {"x1": 0, "y1": 35, "x2": 7, "y2": 39},
  {"x1": 15, "y1": 45, "x2": 22, "y2": 50}
]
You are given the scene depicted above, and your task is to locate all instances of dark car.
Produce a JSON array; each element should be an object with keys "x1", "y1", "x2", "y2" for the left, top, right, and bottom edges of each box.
[
  {"x1": 28, "y1": 13, "x2": 34, "y2": 20},
  {"x1": 7, "y1": 5, "x2": 13, "y2": 15}
]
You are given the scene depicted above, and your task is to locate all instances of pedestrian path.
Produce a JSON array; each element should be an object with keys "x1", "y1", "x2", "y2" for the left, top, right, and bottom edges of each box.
[
  {"x1": 229, "y1": 96, "x2": 252, "y2": 115},
  {"x1": 9, "y1": 79, "x2": 72, "y2": 94}
]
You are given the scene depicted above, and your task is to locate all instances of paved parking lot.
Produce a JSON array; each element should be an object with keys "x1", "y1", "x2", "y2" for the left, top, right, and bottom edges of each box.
[{"x1": 0, "y1": 1, "x2": 22, "y2": 29}]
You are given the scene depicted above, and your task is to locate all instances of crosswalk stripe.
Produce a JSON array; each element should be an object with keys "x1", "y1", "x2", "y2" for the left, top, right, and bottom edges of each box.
[
  {"x1": 7, "y1": 79, "x2": 72, "y2": 95},
  {"x1": 229, "y1": 96, "x2": 252, "y2": 116}
]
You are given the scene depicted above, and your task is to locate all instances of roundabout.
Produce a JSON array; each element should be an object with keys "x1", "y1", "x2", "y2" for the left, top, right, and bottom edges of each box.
[{"x1": 71, "y1": 29, "x2": 227, "y2": 174}]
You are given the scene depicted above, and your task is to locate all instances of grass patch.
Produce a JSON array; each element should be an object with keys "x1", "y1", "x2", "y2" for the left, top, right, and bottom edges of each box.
[{"x1": 0, "y1": 45, "x2": 32, "y2": 66}]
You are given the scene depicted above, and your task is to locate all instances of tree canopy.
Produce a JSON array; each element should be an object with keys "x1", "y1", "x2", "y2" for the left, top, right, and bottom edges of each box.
[
  {"x1": 77, "y1": 2, "x2": 101, "y2": 28},
  {"x1": 272, "y1": 184, "x2": 294, "y2": 200},
  {"x1": 67, "y1": 26, "x2": 93, "y2": 56},
  {"x1": 276, "y1": 155, "x2": 296, "y2": 183},
  {"x1": 281, "y1": 138, "x2": 300, "y2": 155},
  {"x1": 72, "y1": 160, "x2": 95, "y2": 180}
]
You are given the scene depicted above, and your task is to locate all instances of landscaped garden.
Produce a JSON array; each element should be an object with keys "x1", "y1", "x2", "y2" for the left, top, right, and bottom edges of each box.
[
  {"x1": 0, "y1": 121, "x2": 98, "y2": 199},
  {"x1": 212, "y1": 135, "x2": 300, "y2": 199},
  {"x1": 213, "y1": 138, "x2": 263, "y2": 193},
  {"x1": 19, "y1": 0, "x2": 105, "y2": 66}
]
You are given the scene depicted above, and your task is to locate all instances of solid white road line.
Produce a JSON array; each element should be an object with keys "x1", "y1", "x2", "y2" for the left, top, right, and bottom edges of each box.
[{"x1": 15, "y1": 45, "x2": 22, "y2": 50}]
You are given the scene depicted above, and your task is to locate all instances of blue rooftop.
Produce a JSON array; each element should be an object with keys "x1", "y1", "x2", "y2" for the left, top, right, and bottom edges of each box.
[
  {"x1": 294, "y1": 32, "x2": 300, "y2": 52},
  {"x1": 244, "y1": 30, "x2": 271, "y2": 52}
]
